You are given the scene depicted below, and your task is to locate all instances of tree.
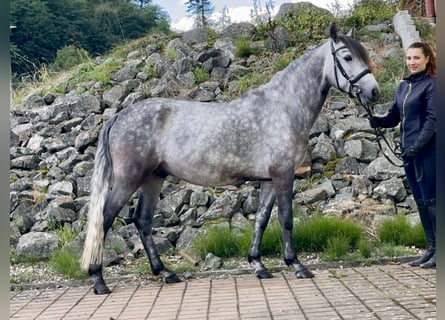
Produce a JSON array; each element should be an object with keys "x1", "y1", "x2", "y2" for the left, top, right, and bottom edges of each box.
[
  {"x1": 10, "y1": 0, "x2": 83, "y2": 75},
  {"x1": 10, "y1": 0, "x2": 170, "y2": 79},
  {"x1": 186, "y1": 0, "x2": 215, "y2": 28},
  {"x1": 215, "y1": 5, "x2": 231, "y2": 31},
  {"x1": 131, "y1": 0, "x2": 152, "y2": 9}
]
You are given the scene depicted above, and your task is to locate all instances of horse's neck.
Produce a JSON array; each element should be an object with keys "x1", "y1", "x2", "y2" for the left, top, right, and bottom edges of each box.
[{"x1": 266, "y1": 44, "x2": 331, "y2": 127}]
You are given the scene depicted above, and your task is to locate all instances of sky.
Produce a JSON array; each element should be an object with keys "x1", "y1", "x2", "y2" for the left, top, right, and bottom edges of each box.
[{"x1": 152, "y1": 0, "x2": 355, "y2": 31}]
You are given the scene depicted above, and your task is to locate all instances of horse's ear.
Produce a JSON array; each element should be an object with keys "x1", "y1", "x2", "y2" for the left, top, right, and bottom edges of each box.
[
  {"x1": 346, "y1": 27, "x2": 356, "y2": 39},
  {"x1": 329, "y1": 23, "x2": 338, "y2": 42}
]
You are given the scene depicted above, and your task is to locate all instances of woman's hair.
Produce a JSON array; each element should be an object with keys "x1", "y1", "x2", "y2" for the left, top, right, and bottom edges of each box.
[{"x1": 408, "y1": 42, "x2": 436, "y2": 76}]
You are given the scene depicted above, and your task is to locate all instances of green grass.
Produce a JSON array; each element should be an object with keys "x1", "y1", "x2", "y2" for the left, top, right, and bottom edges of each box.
[
  {"x1": 189, "y1": 213, "x2": 426, "y2": 264},
  {"x1": 374, "y1": 243, "x2": 417, "y2": 258},
  {"x1": 50, "y1": 246, "x2": 89, "y2": 280},
  {"x1": 194, "y1": 67, "x2": 210, "y2": 84},
  {"x1": 191, "y1": 215, "x2": 368, "y2": 261},
  {"x1": 374, "y1": 49, "x2": 406, "y2": 103},
  {"x1": 54, "y1": 226, "x2": 77, "y2": 248},
  {"x1": 321, "y1": 234, "x2": 351, "y2": 261},
  {"x1": 376, "y1": 214, "x2": 426, "y2": 248},
  {"x1": 234, "y1": 37, "x2": 259, "y2": 58},
  {"x1": 236, "y1": 72, "x2": 271, "y2": 95},
  {"x1": 293, "y1": 215, "x2": 364, "y2": 253},
  {"x1": 192, "y1": 225, "x2": 247, "y2": 259}
]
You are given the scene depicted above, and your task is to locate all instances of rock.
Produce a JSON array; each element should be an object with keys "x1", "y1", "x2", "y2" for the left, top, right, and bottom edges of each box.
[
  {"x1": 16, "y1": 232, "x2": 59, "y2": 260},
  {"x1": 196, "y1": 191, "x2": 241, "y2": 225},
  {"x1": 202, "y1": 253, "x2": 223, "y2": 270}
]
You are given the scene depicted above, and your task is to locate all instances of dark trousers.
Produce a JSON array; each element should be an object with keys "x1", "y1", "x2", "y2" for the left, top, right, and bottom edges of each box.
[{"x1": 404, "y1": 136, "x2": 436, "y2": 249}]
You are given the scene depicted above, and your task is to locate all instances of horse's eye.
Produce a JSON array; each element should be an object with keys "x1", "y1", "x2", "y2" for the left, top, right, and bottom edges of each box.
[{"x1": 344, "y1": 55, "x2": 353, "y2": 62}]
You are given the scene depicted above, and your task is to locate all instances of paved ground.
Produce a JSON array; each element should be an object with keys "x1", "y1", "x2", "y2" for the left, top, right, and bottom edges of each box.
[{"x1": 10, "y1": 263, "x2": 436, "y2": 320}]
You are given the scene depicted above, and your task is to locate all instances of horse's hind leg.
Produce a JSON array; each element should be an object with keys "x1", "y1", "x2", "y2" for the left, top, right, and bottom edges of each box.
[
  {"x1": 248, "y1": 181, "x2": 276, "y2": 279},
  {"x1": 133, "y1": 175, "x2": 181, "y2": 283},
  {"x1": 89, "y1": 180, "x2": 141, "y2": 294}
]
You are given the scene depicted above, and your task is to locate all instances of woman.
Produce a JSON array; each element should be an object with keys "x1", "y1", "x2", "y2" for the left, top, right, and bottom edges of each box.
[{"x1": 369, "y1": 42, "x2": 436, "y2": 268}]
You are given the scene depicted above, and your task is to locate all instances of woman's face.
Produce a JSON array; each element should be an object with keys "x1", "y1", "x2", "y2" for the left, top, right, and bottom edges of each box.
[{"x1": 406, "y1": 47, "x2": 429, "y2": 74}]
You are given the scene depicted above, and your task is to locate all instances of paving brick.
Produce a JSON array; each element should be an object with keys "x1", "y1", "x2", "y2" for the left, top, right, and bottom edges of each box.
[{"x1": 9, "y1": 264, "x2": 436, "y2": 320}]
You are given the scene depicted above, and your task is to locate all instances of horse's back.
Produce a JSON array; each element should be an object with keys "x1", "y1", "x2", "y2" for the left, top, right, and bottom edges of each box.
[{"x1": 105, "y1": 97, "x2": 275, "y2": 185}]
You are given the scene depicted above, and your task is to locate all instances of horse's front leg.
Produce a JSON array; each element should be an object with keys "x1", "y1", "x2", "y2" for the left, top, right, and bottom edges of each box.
[
  {"x1": 133, "y1": 178, "x2": 181, "y2": 284},
  {"x1": 274, "y1": 174, "x2": 314, "y2": 279},
  {"x1": 248, "y1": 181, "x2": 276, "y2": 279}
]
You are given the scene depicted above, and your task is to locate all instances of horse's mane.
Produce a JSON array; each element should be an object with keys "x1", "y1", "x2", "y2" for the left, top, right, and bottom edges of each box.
[
  {"x1": 338, "y1": 34, "x2": 371, "y2": 68},
  {"x1": 294, "y1": 33, "x2": 371, "y2": 69}
]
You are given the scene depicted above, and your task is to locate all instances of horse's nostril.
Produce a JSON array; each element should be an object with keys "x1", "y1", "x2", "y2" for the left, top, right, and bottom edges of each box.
[{"x1": 372, "y1": 88, "x2": 380, "y2": 99}]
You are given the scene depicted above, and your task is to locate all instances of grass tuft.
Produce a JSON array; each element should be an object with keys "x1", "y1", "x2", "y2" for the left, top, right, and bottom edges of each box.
[
  {"x1": 377, "y1": 214, "x2": 426, "y2": 248},
  {"x1": 50, "y1": 246, "x2": 88, "y2": 280}
]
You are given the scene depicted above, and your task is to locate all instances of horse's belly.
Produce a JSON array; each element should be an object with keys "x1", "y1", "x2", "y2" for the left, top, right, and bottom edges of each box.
[{"x1": 161, "y1": 156, "x2": 269, "y2": 187}]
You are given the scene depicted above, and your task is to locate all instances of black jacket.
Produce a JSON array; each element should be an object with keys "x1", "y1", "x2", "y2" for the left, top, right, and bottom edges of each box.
[{"x1": 376, "y1": 70, "x2": 436, "y2": 153}]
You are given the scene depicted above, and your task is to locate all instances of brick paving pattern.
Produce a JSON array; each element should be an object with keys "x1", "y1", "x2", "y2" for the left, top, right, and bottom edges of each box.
[{"x1": 10, "y1": 264, "x2": 436, "y2": 320}]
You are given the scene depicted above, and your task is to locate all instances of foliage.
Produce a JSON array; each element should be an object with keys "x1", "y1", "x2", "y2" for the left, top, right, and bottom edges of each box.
[
  {"x1": 272, "y1": 55, "x2": 292, "y2": 72},
  {"x1": 250, "y1": 0, "x2": 277, "y2": 48},
  {"x1": 69, "y1": 58, "x2": 122, "y2": 88},
  {"x1": 234, "y1": 37, "x2": 259, "y2": 58},
  {"x1": 50, "y1": 246, "x2": 89, "y2": 279},
  {"x1": 344, "y1": 0, "x2": 398, "y2": 29},
  {"x1": 45, "y1": 223, "x2": 89, "y2": 279},
  {"x1": 10, "y1": 0, "x2": 169, "y2": 78},
  {"x1": 375, "y1": 243, "x2": 417, "y2": 258},
  {"x1": 413, "y1": 17, "x2": 436, "y2": 46},
  {"x1": 250, "y1": 0, "x2": 275, "y2": 25},
  {"x1": 377, "y1": 214, "x2": 426, "y2": 248},
  {"x1": 277, "y1": 3, "x2": 336, "y2": 45},
  {"x1": 358, "y1": 238, "x2": 373, "y2": 258},
  {"x1": 192, "y1": 225, "x2": 245, "y2": 259},
  {"x1": 236, "y1": 72, "x2": 270, "y2": 95},
  {"x1": 321, "y1": 234, "x2": 351, "y2": 261},
  {"x1": 54, "y1": 226, "x2": 78, "y2": 248},
  {"x1": 374, "y1": 48, "x2": 406, "y2": 103},
  {"x1": 294, "y1": 173, "x2": 323, "y2": 193},
  {"x1": 52, "y1": 45, "x2": 91, "y2": 71},
  {"x1": 203, "y1": 26, "x2": 218, "y2": 47},
  {"x1": 10, "y1": 0, "x2": 81, "y2": 75},
  {"x1": 194, "y1": 67, "x2": 210, "y2": 84},
  {"x1": 186, "y1": 0, "x2": 215, "y2": 28},
  {"x1": 292, "y1": 215, "x2": 364, "y2": 252},
  {"x1": 213, "y1": 5, "x2": 232, "y2": 31},
  {"x1": 260, "y1": 222, "x2": 283, "y2": 256},
  {"x1": 191, "y1": 215, "x2": 367, "y2": 260},
  {"x1": 142, "y1": 62, "x2": 158, "y2": 78}
]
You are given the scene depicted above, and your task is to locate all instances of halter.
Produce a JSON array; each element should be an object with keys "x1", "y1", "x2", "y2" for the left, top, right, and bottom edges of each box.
[
  {"x1": 331, "y1": 40, "x2": 404, "y2": 167},
  {"x1": 331, "y1": 40, "x2": 371, "y2": 101}
]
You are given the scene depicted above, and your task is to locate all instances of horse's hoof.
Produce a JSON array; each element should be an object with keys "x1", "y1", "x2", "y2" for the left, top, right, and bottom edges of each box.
[
  {"x1": 295, "y1": 266, "x2": 314, "y2": 279},
  {"x1": 255, "y1": 269, "x2": 273, "y2": 279},
  {"x1": 164, "y1": 273, "x2": 181, "y2": 284},
  {"x1": 93, "y1": 284, "x2": 111, "y2": 295}
]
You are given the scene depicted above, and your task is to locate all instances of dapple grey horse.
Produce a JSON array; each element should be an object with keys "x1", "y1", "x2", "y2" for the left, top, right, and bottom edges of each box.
[{"x1": 81, "y1": 24, "x2": 380, "y2": 294}]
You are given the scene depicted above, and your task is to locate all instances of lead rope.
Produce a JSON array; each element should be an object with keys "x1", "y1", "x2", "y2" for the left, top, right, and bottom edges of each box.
[
  {"x1": 358, "y1": 100, "x2": 404, "y2": 167},
  {"x1": 330, "y1": 40, "x2": 404, "y2": 167}
]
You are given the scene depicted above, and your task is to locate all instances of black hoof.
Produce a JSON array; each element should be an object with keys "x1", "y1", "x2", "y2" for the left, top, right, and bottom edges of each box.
[
  {"x1": 164, "y1": 273, "x2": 181, "y2": 284},
  {"x1": 295, "y1": 266, "x2": 314, "y2": 278},
  {"x1": 93, "y1": 284, "x2": 112, "y2": 295},
  {"x1": 255, "y1": 269, "x2": 273, "y2": 279}
]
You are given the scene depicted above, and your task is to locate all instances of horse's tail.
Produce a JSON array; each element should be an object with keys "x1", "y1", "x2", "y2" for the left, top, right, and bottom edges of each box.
[{"x1": 80, "y1": 116, "x2": 117, "y2": 271}]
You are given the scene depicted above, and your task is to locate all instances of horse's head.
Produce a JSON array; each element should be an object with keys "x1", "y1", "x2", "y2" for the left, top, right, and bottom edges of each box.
[{"x1": 327, "y1": 24, "x2": 380, "y2": 105}]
